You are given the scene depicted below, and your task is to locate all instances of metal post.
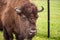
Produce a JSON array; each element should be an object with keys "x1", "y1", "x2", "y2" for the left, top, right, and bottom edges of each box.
[{"x1": 47, "y1": 0, "x2": 50, "y2": 38}]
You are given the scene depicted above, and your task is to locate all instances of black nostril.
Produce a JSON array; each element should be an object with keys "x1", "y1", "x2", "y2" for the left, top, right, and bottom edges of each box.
[{"x1": 31, "y1": 28, "x2": 36, "y2": 30}]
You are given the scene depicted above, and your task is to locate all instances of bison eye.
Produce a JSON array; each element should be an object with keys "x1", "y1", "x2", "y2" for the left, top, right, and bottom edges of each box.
[
  {"x1": 34, "y1": 14, "x2": 38, "y2": 19},
  {"x1": 36, "y1": 16, "x2": 38, "y2": 18}
]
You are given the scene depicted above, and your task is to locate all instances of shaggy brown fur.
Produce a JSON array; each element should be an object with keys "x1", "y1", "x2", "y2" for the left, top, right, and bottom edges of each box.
[
  {"x1": 0, "y1": 0, "x2": 38, "y2": 40},
  {"x1": 0, "y1": 0, "x2": 44, "y2": 40},
  {"x1": 0, "y1": 0, "x2": 7, "y2": 31},
  {"x1": 0, "y1": 0, "x2": 30, "y2": 31},
  {"x1": 1, "y1": 4, "x2": 37, "y2": 40}
]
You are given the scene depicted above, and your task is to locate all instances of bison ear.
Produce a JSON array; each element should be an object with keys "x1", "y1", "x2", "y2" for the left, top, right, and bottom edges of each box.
[{"x1": 14, "y1": 7, "x2": 21, "y2": 13}]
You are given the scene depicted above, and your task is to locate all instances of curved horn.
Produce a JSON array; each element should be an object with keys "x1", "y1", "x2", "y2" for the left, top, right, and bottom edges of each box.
[
  {"x1": 14, "y1": 7, "x2": 21, "y2": 13},
  {"x1": 38, "y1": 6, "x2": 44, "y2": 12}
]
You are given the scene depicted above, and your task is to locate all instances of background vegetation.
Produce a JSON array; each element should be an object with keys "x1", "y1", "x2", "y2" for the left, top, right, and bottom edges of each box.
[{"x1": 0, "y1": 0, "x2": 60, "y2": 40}]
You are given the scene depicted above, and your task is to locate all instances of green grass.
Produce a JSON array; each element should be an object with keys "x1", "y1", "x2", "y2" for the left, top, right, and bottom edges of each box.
[{"x1": 0, "y1": 0, "x2": 60, "y2": 40}]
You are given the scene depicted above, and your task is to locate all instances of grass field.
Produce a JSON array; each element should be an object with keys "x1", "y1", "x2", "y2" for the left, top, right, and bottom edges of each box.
[{"x1": 0, "y1": 0, "x2": 60, "y2": 40}]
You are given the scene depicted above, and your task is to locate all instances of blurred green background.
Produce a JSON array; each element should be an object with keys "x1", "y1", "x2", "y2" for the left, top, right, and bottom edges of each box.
[{"x1": 0, "y1": 0, "x2": 60, "y2": 40}]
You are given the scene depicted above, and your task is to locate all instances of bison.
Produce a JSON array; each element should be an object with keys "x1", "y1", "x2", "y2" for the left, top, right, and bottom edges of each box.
[{"x1": 0, "y1": 0, "x2": 44, "y2": 40}]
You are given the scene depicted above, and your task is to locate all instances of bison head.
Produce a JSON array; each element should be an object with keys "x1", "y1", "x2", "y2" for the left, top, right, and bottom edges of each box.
[
  {"x1": 14, "y1": 3, "x2": 44, "y2": 38},
  {"x1": 14, "y1": 3, "x2": 44, "y2": 23}
]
